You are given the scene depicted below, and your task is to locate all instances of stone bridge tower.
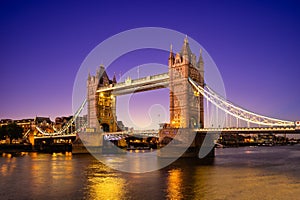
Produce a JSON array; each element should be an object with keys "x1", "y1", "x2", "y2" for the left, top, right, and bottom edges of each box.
[
  {"x1": 87, "y1": 65, "x2": 117, "y2": 132},
  {"x1": 169, "y1": 37, "x2": 204, "y2": 129}
]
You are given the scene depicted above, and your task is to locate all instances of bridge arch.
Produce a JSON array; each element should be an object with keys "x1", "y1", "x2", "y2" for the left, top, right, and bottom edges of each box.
[{"x1": 101, "y1": 123, "x2": 110, "y2": 132}]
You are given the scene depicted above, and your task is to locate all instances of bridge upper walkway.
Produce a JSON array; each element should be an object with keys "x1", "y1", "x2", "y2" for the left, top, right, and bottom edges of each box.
[{"x1": 96, "y1": 73, "x2": 169, "y2": 95}]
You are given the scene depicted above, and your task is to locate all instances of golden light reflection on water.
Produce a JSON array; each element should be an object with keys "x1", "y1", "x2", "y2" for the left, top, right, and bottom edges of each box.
[
  {"x1": 2, "y1": 152, "x2": 12, "y2": 158},
  {"x1": 88, "y1": 176, "x2": 126, "y2": 200},
  {"x1": 0, "y1": 153, "x2": 16, "y2": 177},
  {"x1": 51, "y1": 152, "x2": 74, "y2": 180},
  {"x1": 167, "y1": 168, "x2": 183, "y2": 200},
  {"x1": 29, "y1": 152, "x2": 38, "y2": 158}
]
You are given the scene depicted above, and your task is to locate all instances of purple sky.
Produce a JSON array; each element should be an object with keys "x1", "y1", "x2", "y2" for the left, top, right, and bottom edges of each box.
[{"x1": 1, "y1": 0, "x2": 300, "y2": 124}]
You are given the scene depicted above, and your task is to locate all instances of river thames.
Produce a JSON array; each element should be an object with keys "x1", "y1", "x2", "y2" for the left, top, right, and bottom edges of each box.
[{"x1": 1, "y1": 145, "x2": 300, "y2": 199}]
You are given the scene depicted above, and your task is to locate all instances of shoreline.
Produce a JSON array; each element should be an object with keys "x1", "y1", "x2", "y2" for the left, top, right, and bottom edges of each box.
[{"x1": 1, "y1": 143, "x2": 299, "y2": 155}]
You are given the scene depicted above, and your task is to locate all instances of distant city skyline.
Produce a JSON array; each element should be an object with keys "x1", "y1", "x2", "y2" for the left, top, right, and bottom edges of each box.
[{"x1": 1, "y1": 0, "x2": 300, "y2": 126}]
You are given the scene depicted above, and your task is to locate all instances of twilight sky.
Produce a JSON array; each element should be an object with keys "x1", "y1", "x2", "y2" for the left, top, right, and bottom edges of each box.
[{"x1": 1, "y1": 0, "x2": 300, "y2": 127}]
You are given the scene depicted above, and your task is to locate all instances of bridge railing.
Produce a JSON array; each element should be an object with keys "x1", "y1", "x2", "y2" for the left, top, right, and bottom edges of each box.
[
  {"x1": 195, "y1": 126, "x2": 296, "y2": 132},
  {"x1": 97, "y1": 73, "x2": 169, "y2": 92}
]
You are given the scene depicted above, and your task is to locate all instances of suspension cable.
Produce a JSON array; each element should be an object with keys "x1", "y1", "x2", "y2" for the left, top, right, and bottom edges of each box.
[{"x1": 189, "y1": 78, "x2": 294, "y2": 127}]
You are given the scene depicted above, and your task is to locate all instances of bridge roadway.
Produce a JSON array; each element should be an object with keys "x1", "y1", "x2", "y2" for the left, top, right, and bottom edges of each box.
[
  {"x1": 103, "y1": 127, "x2": 300, "y2": 135},
  {"x1": 195, "y1": 127, "x2": 300, "y2": 134},
  {"x1": 96, "y1": 73, "x2": 169, "y2": 95},
  {"x1": 34, "y1": 134, "x2": 77, "y2": 139},
  {"x1": 34, "y1": 126, "x2": 300, "y2": 140}
]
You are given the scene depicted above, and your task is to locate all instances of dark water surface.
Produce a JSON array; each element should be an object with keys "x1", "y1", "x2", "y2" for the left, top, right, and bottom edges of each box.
[{"x1": 1, "y1": 145, "x2": 300, "y2": 200}]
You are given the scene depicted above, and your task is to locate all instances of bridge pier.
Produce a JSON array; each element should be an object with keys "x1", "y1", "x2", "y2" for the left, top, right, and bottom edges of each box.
[
  {"x1": 186, "y1": 132, "x2": 215, "y2": 158},
  {"x1": 158, "y1": 128, "x2": 215, "y2": 159}
]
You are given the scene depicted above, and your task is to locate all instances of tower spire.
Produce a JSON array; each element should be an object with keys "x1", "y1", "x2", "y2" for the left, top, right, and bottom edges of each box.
[
  {"x1": 88, "y1": 71, "x2": 91, "y2": 79},
  {"x1": 168, "y1": 43, "x2": 174, "y2": 66},
  {"x1": 113, "y1": 72, "x2": 117, "y2": 83},
  {"x1": 181, "y1": 35, "x2": 192, "y2": 62},
  {"x1": 198, "y1": 48, "x2": 204, "y2": 70},
  {"x1": 184, "y1": 35, "x2": 188, "y2": 44}
]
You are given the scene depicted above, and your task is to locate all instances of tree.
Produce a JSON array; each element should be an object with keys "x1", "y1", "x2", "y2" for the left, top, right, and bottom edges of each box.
[
  {"x1": 5, "y1": 123, "x2": 24, "y2": 143},
  {"x1": 0, "y1": 126, "x2": 6, "y2": 140}
]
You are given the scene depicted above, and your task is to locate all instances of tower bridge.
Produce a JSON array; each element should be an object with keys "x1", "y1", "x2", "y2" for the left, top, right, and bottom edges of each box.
[
  {"x1": 31, "y1": 37, "x2": 300, "y2": 156},
  {"x1": 87, "y1": 36, "x2": 205, "y2": 134}
]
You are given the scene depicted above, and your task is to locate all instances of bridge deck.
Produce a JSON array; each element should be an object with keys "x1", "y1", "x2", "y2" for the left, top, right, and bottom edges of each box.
[
  {"x1": 196, "y1": 127, "x2": 300, "y2": 133},
  {"x1": 96, "y1": 73, "x2": 169, "y2": 95},
  {"x1": 33, "y1": 126, "x2": 300, "y2": 140}
]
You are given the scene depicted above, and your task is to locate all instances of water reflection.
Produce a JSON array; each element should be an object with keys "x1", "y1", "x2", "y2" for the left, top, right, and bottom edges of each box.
[
  {"x1": 167, "y1": 169, "x2": 183, "y2": 199},
  {"x1": 0, "y1": 153, "x2": 16, "y2": 177},
  {"x1": 85, "y1": 162, "x2": 126, "y2": 200},
  {"x1": 0, "y1": 146, "x2": 300, "y2": 199},
  {"x1": 88, "y1": 176, "x2": 126, "y2": 199},
  {"x1": 51, "y1": 152, "x2": 74, "y2": 180}
]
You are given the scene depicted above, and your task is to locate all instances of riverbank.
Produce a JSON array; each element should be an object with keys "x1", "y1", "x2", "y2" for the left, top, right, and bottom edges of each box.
[
  {"x1": 0, "y1": 143, "x2": 34, "y2": 153},
  {"x1": 1, "y1": 142, "x2": 299, "y2": 155}
]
